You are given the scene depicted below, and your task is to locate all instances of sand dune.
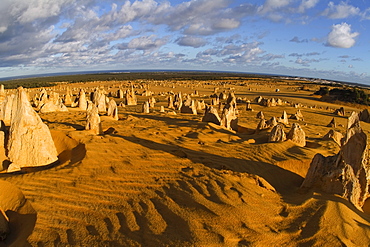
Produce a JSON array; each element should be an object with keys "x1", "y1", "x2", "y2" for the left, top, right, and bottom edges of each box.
[{"x1": 1, "y1": 79, "x2": 370, "y2": 246}]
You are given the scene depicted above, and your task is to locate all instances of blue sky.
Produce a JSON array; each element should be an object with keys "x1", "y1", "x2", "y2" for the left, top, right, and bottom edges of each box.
[{"x1": 0, "y1": 0, "x2": 369, "y2": 84}]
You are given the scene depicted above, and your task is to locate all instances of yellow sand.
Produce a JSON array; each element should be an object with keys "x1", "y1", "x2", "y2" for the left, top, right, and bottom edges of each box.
[{"x1": 1, "y1": 79, "x2": 370, "y2": 246}]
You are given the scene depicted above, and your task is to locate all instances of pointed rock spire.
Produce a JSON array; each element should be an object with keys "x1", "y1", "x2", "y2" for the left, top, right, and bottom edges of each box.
[{"x1": 7, "y1": 87, "x2": 58, "y2": 171}]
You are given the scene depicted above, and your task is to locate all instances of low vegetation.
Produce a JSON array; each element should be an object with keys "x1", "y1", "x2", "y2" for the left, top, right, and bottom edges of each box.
[
  {"x1": 315, "y1": 86, "x2": 370, "y2": 105},
  {"x1": 0, "y1": 72, "x2": 272, "y2": 89}
]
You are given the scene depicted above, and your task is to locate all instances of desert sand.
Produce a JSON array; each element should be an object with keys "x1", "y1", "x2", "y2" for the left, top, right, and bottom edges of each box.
[{"x1": 1, "y1": 76, "x2": 370, "y2": 246}]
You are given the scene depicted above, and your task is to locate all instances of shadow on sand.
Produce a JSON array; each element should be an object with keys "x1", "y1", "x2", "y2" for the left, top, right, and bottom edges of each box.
[{"x1": 112, "y1": 133, "x2": 304, "y2": 204}]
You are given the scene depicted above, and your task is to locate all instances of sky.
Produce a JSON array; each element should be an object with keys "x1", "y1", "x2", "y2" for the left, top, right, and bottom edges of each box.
[{"x1": 0, "y1": 0, "x2": 369, "y2": 84}]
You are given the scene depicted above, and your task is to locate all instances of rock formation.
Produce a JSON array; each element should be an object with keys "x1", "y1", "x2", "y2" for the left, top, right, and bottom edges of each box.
[
  {"x1": 196, "y1": 100, "x2": 206, "y2": 111},
  {"x1": 1, "y1": 94, "x2": 15, "y2": 125},
  {"x1": 202, "y1": 106, "x2": 221, "y2": 125},
  {"x1": 220, "y1": 104, "x2": 238, "y2": 131},
  {"x1": 246, "y1": 102, "x2": 253, "y2": 111},
  {"x1": 360, "y1": 109, "x2": 370, "y2": 123},
  {"x1": 268, "y1": 124, "x2": 286, "y2": 142},
  {"x1": 327, "y1": 117, "x2": 336, "y2": 128},
  {"x1": 301, "y1": 112, "x2": 370, "y2": 210},
  {"x1": 290, "y1": 109, "x2": 304, "y2": 121},
  {"x1": 219, "y1": 92, "x2": 227, "y2": 100},
  {"x1": 107, "y1": 99, "x2": 119, "y2": 120},
  {"x1": 255, "y1": 96, "x2": 263, "y2": 104},
  {"x1": 256, "y1": 119, "x2": 268, "y2": 131},
  {"x1": 211, "y1": 97, "x2": 219, "y2": 106},
  {"x1": 78, "y1": 89, "x2": 88, "y2": 110},
  {"x1": 278, "y1": 111, "x2": 289, "y2": 126},
  {"x1": 322, "y1": 129, "x2": 343, "y2": 146},
  {"x1": 347, "y1": 111, "x2": 359, "y2": 130},
  {"x1": 226, "y1": 92, "x2": 237, "y2": 108},
  {"x1": 266, "y1": 117, "x2": 278, "y2": 128},
  {"x1": 173, "y1": 92, "x2": 182, "y2": 110},
  {"x1": 0, "y1": 85, "x2": 5, "y2": 103},
  {"x1": 125, "y1": 85, "x2": 137, "y2": 106},
  {"x1": 286, "y1": 123, "x2": 306, "y2": 146},
  {"x1": 160, "y1": 106, "x2": 165, "y2": 113},
  {"x1": 256, "y1": 111, "x2": 264, "y2": 119},
  {"x1": 168, "y1": 95, "x2": 174, "y2": 109},
  {"x1": 86, "y1": 102, "x2": 102, "y2": 135},
  {"x1": 181, "y1": 99, "x2": 197, "y2": 115},
  {"x1": 39, "y1": 101, "x2": 59, "y2": 113},
  {"x1": 143, "y1": 101, "x2": 150, "y2": 114},
  {"x1": 96, "y1": 93, "x2": 107, "y2": 113},
  {"x1": 64, "y1": 87, "x2": 73, "y2": 106},
  {"x1": 117, "y1": 88, "x2": 124, "y2": 99},
  {"x1": 148, "y1": 97, "x2": 156, "y2": 108},
  {"x1": 334, "y1": 107, "x2": 345, "y2": 116},
  {"x1": 7, "y1": 87, "x2": 58, "y2": 171}
]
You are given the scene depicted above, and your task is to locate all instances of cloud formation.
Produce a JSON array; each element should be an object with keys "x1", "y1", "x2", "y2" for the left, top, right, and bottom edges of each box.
[
  {"x1": 297, "y1": 0, "x2": 319, "y2": 13},
  {"x1": 327, "y1": 23, "x2": 359, "y2": 48},
  {"x1": 290, "y1": 37, "x2": 308, "y2": 43},
  {"x1": 176, "y1": 36, "x2": 207, "y2": 48},
  {"x1": 0, "y1": 0, "x2": 368, "y2": 84},
  {"x1": 322, "y1": 1, "x2": 360, "y2": 19}
]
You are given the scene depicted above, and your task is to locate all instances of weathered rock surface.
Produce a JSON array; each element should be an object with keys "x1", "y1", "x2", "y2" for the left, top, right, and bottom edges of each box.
[
  {"x1": 278, "y1": 111, "x2": 289, "y2": 126},
  {"x1": 220, "y1": 104, "x2": 238, "y2": 131},
  {"x1": 266, "y1": 117, "x2": 278, "y2": 128},
  {"x1": 181, "y1": 99, "x2": 197, "y2": 115},
  {"x1": 167, "y1": 95, "x2": 174, "y2": 109},
  {"x1": 142, "y1": 101, "x2": 150, "y2": 114},
  {"x1": 322, "y1": 129, "x2": 343, "y2": 146},
  {"x1": 7, "y1": 87, "x2": 58, "y2": 171},
  {"x1": 125, "y1": 86, "x2": 137, "y2": 106},
  {"x1": 286, "y1": 123, "x2": 306, "y2": 147},
  {"x1": 269, "y1": 124, "x2": 286, "y2": 142},
  {"x1": 290, "y1": 109, "x2": 304, "y2": 121},
  {"x1": 256, "y1": 119, "x2": 268, "y2": 131},
  {"x1": 334, "y1": 107, "x2": 345, "y2": 116},
  {"x1": 301, "y1": 112, "x2": 370, "y2": 210},
  {"x1": 246, "y1": 102, "x2": 253, "y2": 111},
  {"x1": 39, "y1": 101, "x2": 59, "y2": 113},
  {"x1": 360, "y1": 109, "x2": 370, "y2": 123},
  {"x1": 86, "y1": 102, "x2": 102, "y2": 135},
  {"x1": 202, "y1": 106, "x2": 221, "y2": 125},
  {"x1": 173, "y1": 93, "x2": 182, "y2": 110},
  {"x1": 1, "y1": 94, "x2": 15, "y2": 125},
  {"x1": 327, "y1": 117, "x2": 336, "y2": 128},
  {"x1": 107, "y1": 99, "x2": 119, "y2": 120},
  {"x1": 78, "y1": 89, "x2": 87, "y2": 110},
  {"x1": 256, "y1": 111, "x2": 264, "y2": 119}
]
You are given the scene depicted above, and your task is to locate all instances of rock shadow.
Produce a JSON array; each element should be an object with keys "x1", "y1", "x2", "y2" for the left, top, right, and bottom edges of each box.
[{"x1": 113, "y1": 134, "x2": 305, "y2": 203}]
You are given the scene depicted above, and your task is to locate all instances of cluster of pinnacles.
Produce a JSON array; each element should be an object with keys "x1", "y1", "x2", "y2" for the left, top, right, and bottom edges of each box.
[{"x1": 301, "y1": 112, "x2": 370, "y2": 210}]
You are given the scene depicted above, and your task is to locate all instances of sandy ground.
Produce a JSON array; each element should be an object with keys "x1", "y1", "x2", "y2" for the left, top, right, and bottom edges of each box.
[{"x1": 2, "y1": 78, "x2": 370, "y2": 246}]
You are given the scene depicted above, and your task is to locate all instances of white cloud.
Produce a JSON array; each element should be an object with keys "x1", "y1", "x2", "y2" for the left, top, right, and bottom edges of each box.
[
  {"x1": 176, "y1": 36, "x2": 207, "y2": 48},
  {"x1": 297, "y1": 0, "x2": 319, "y2": 13},
  {"x1": 114, "y1": 0, "x2": 159, "y2": 24},
  {"x1": 294, "y1": 58, "x2": 321, "y2": 67},
  {"x1": 258, "y1": 0, "x2": 292, "y2": 14},
  {"x1": 327, "y1": 23, "x2": 359, "y2": 48},
  {"x1": 212, "y1": 18, "x2": 240, "y2": 30},
  {"x1": 118, "y1": 35, "x2": 169, "y2": 51},
  {"x1": 0, "y1": 26, "x2": 7, "y2": 33},
  {"x1": 150, "y1": 0, "x2": 255, "y2": 35},
  {"x1": 195, "y1": 41, "x2": 283, "y2": 65},
  {"x1": 322, "y1": 1, "x2": 360, "y2": 19}
]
